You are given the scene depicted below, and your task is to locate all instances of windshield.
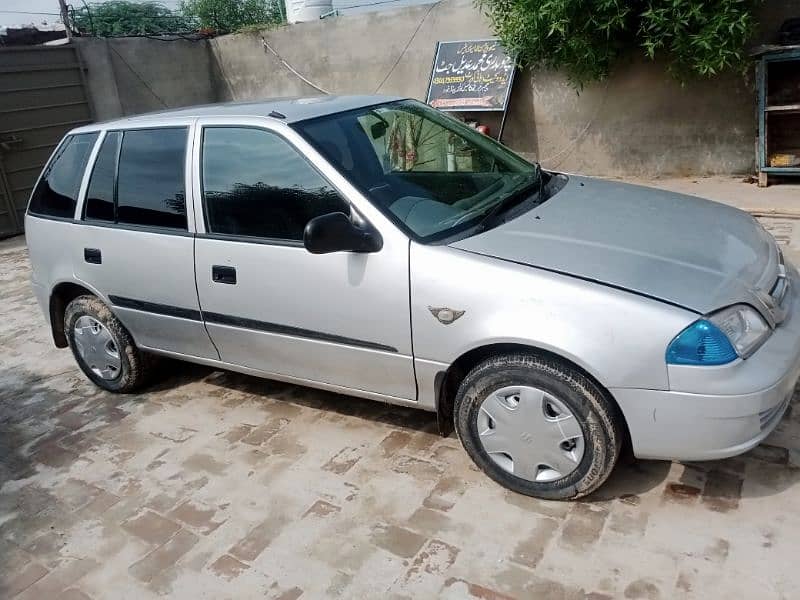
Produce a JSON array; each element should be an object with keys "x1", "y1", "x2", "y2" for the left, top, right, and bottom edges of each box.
[{"x1": 293, "y1": 100, "x2": 540, "y2": 242}]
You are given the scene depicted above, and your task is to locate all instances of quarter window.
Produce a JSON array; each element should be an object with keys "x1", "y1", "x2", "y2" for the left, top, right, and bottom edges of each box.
[
  {"x1": 201, "y1": 127, "x2": 348, "y2": 241},
  {"x1": 116, "y1": 128, "x2": 188, "y2": 229},
  {"x1": 28, "y1": 133, "x2": 98, "y2": 218},
  {"x1": 84, "y1": 131, "x2": 121, "y2": 222}
]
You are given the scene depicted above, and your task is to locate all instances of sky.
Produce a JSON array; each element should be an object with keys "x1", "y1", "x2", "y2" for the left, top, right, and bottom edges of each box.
[{"x1": 0, "y1": 0, "x2": 182, "y2": 28}]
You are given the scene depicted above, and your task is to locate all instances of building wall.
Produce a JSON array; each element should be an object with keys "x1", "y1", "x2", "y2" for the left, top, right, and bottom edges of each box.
[
  {"x1": 77, "y1": 0, "x2": 797, "y2": 176},
  {"x1": 76, "y1": 37, "x2": 222, "y2": 121},
  {"x1": 210, "y1": 0, "x2": 767, "y2": 176}
]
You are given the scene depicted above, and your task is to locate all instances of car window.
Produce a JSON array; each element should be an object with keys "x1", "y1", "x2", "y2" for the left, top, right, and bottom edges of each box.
[
  {"x1": 294, "y1": 100, "x2": 539, "y2": 243},
  {"x1": 116, "y1": 128, "x2": 188, "y2": 230},
  {"x1": 28, "y1": 132, "x2": 99, "y2": 218},
  {"x1": 356, "y1": 111, "x2": 496, "y2": 174},
  {"x1": 201, "y1": 127, "x2": 348, "y2": 241},
  {"x1": 84, "y1": 131, "x2": 121, "y2": 222}
]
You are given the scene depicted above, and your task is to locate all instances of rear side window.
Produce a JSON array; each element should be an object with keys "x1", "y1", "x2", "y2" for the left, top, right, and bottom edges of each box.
[
  {"x1": 117, "y1": 128, "x2": 187, "y2": 229},
  {"x1": 84, "y1": 131, "x2": 121, "y2": 222},
  {"x1": 28, "y1": 132, "x2": 98, "y2": 218},
  {"x1": 82, "y1": 128, "x2": 188, "y2": 230},
  {"x1": 201, "y1": 127, "x2": 348, "y2": 241}
]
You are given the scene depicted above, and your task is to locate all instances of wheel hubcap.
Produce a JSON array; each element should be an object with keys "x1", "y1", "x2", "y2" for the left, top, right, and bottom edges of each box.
[
  {"x1": 476, "y1": 385, "x2": 585, "y2": 483},
  {"x1": 73, "y1": 316, "x2": 121, "y2": 380}
]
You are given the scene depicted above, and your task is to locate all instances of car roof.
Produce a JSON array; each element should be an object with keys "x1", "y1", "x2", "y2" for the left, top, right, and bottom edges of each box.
[{"x1": 72, "y1": 95, "x2": 406, "y2": 133}]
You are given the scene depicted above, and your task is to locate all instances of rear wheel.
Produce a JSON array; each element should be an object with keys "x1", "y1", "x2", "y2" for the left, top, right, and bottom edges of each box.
[
  {"x1": 454, "y1": 353, "x2": 622, "y2": 500},
  {"x1": 64, "y1": 295, "x2": 151, "y2": 393}
]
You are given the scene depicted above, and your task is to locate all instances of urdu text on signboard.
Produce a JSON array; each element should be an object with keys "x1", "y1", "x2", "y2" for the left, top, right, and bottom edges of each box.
[{"x1": 426, "y1": 39, "x2": 515, "y2": 112}]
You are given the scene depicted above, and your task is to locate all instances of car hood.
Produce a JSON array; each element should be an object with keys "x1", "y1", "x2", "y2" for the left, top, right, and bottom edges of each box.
[{"x1": 450, "y1": 176, "x2": 779, "y2": 315}]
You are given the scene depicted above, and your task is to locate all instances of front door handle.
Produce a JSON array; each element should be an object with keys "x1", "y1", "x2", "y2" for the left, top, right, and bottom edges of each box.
[
  {"x1": 84, "y1": 248, "x2": 102, "y2": 264},
  {"x1": 212, "y1": 265, "x2": 237, "y2": 285}
]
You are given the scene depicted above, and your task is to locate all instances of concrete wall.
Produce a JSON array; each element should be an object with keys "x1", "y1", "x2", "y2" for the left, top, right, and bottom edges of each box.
[
  {"x1": 76, "y1": 37, "x2": 223, "y2": 121},
  {"x1": 77, "y1": 0, "x2": 797, "y2": 175},
  {"x1": 210, "y1": 0, "x2": 771, "y2": 176}
]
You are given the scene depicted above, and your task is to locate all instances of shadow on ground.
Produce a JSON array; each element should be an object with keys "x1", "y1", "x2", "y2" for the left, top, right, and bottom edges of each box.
[{"x1": 2, "y1": 358, "x2": 799, "y2": 556}]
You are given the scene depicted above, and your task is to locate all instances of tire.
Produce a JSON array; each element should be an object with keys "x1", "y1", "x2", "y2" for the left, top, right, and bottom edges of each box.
[
  {"x1": 454, "y1": 353, "x2": 622, "y2": 500},
  {"x1": 64, "y1": 295, "x2": 152, "y2": 393}
]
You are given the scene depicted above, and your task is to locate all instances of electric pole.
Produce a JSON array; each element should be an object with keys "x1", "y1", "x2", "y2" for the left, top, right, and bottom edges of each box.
[{"x1": 58, "y1": 0, "x2": 73, "y2": 40}]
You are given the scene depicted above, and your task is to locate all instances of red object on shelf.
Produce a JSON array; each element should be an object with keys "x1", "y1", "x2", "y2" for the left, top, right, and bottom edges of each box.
[{"x1": 476, "y1": 124, "x2": 491, "y2": 136}]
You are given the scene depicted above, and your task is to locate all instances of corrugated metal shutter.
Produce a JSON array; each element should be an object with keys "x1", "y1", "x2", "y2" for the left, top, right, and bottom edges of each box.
[{"x1": 0, "y1": 44, "x2": 93, "y2": 238}]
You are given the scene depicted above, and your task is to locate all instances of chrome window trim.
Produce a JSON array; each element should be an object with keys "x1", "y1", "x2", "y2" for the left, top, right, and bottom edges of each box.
[
  {"x1": 78, "y1": 220, "x2": 196, "y2": 238},
  {"x1": 194, "y1": 231, "x2": 305, "y2": 247}
]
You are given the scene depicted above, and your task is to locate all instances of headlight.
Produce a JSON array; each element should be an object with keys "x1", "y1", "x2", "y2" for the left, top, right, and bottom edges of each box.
[
  {"x1": 666, "y1": 304, "x2": 770, "y2": 365},
  {"x1": 708, "y1": 304, "x2": 770, "y2": 358}
]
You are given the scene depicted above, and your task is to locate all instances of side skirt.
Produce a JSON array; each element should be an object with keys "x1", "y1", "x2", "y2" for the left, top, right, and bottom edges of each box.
[{"x1": 140, "y1": 345, "x2": 427, "y2": 411}]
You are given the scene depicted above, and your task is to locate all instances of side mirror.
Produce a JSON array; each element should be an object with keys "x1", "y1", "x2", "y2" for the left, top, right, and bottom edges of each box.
[{"x1": 303, "y1": 212, "x2": 383, "y2": 254}]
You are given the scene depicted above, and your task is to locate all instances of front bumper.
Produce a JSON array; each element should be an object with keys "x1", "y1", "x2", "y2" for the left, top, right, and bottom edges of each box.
[{"x1": 612, "y1": 260, "x2": 800, "y2": 462}]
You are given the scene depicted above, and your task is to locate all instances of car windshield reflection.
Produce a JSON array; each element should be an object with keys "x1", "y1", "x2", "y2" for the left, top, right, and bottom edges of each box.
[{"x1": 294, "y1": 99, "x2": 542, "y2": 241}]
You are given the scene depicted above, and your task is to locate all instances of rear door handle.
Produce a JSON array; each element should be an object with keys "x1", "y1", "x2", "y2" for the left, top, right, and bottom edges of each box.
[
  {"x1": 212, "y1": 265, "x2": 237, "y2": 285},
  {"x1": 84, "y1": 248, "x2": 102, "y2": 264}
]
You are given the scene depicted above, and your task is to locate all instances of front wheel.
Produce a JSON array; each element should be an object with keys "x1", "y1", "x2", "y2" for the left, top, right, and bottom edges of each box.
[
  {"x1": 64, "y1": 295, "x2": 151, "y2": 393},
  {"x1": 454, "y1": 353, "x2": 623, "y2": 500}
]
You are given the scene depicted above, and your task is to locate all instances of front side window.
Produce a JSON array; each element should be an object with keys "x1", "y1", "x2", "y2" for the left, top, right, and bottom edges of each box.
[
  {"x1": 116, "y1": 128, "x2": 187, "y2": 229},
  {"x1": 28, "y1": 132, "x2": 98, "y2": 218},
  {"x1": 294, "y1": 100, "x2": 540, "y2": 242},
  {"x1": 201, "y1": 127, "x2": 348, "y2": 241}
]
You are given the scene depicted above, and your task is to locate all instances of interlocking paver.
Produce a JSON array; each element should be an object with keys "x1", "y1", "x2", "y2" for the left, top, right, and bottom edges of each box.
[
  {"x1": 510, "y1": 517, "x2": 558, "y2": 568},
  {"x1": 14, "y1": 558, "x2": 98, "y2": 600},
  {"x1": 121, "y1": 510, "x2": 181, "y2": 546},
  {"x1": 168, "y1": 500, "x2": 226, "y2": 535},
  {"x1": 129, "y1": 529, "x2": 199, "y2": 583},
  {"x1": 0, "y1": 562, "x2": 48, "y2": 598},
  {"x1": 370, "y1": 523, "x2": 427, "y2": 558},
  {"x1": 3, "y1": 232, "x2": 800, "y2": 598},
  {"x1": 60, "y1": 589, "x2": 93, "y2": 600},
  {"x1": 228, "y1": 516, "x2": 285, "y2": 563}
]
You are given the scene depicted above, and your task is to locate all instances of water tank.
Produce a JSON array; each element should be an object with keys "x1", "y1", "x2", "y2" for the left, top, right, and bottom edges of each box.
[{"x1": 285, "y1": 0, "x2": 334, "y2": 23}]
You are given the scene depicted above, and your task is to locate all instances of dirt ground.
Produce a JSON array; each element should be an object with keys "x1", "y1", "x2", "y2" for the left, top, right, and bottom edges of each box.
[
  {"x1": 2, "y1": 182, "x2": 800, "y2": 599},
  {"x1": 615, "y1": 175, "x2": 800, "y2": 218}
]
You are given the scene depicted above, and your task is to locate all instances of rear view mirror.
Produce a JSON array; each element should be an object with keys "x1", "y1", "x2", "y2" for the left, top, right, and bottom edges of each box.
[
  {"x1": 371, "y1": 121, "x2": 388, "y2": 139},
  {"x1": 303, "y1": 212, "x2": 383, "y2": 254}
]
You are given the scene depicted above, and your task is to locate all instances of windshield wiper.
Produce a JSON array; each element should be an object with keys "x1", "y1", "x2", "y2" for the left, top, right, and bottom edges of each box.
[{"x1": 474, "y1": 170, "x2": 543, "y2": 233}]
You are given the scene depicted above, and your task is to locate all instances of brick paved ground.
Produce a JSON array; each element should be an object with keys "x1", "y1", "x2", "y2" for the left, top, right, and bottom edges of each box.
[{"x1": 2, "y1": 229, "x2": 800, "y2": 599}]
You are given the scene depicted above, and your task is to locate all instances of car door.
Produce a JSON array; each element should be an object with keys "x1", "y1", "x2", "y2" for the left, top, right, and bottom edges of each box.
[
  {"x1": 72, "y1": 124, "x2": 218, "y2": 359},
  {"x1": 191, "y1": 118, "x2": 416, "y2": 402}
]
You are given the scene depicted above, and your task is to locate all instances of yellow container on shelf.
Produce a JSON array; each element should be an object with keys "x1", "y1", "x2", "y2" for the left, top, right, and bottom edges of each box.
[{"x1": 769, "y1": 152, "x2": 800, "y2": 167}]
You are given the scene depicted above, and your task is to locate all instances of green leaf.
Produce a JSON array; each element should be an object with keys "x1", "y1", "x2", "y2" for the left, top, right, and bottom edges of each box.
[{"x1": 480, "y1": 0, "x2": 758, "y2": 85}]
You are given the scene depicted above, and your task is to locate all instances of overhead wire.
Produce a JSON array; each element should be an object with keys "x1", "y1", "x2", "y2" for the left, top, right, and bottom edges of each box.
[
  {"x1": 10, "y1": 0, "x2": 443, "y2": 103},
  {"x1": 257, "y1": 0, "x2": 440, "y2": 95},
  {"x1": 0, "y1": 11, "x2": 62, "y2": 16},
  {"x1": 108, "y1": 43, "x2": 169, "y2": 108},
  {"x1": 373, "y1": 1, "x2": 439, "y2": 93},
  {"x1": 540, "y1": 78, "x2": 611, "y2": 167},
  {"x1": 337, "y1": 0, "x2": 434, "y2": 10},
  {"x1": 261, "y1": 36, "x2": 331, "y2": 94}
]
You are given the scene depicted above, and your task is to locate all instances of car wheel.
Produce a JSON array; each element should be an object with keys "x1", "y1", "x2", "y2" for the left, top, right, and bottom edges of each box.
[
  {"x1": 64, "y1": 295, "x2": 151, "y2": 393},
  {"x1": 454, "y1": 353, "x2": 623, "y2": 500}
]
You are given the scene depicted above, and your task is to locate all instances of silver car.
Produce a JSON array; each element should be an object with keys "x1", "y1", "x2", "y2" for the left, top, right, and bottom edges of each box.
[{"x1": 25, "y1": 96, "x2": 799, "y2": 500}]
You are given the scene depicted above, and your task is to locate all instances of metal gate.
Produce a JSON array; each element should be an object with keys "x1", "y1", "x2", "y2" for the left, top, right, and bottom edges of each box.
[{"x1": 0, "y1": 45, "x2": 93, "y2": 238}]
